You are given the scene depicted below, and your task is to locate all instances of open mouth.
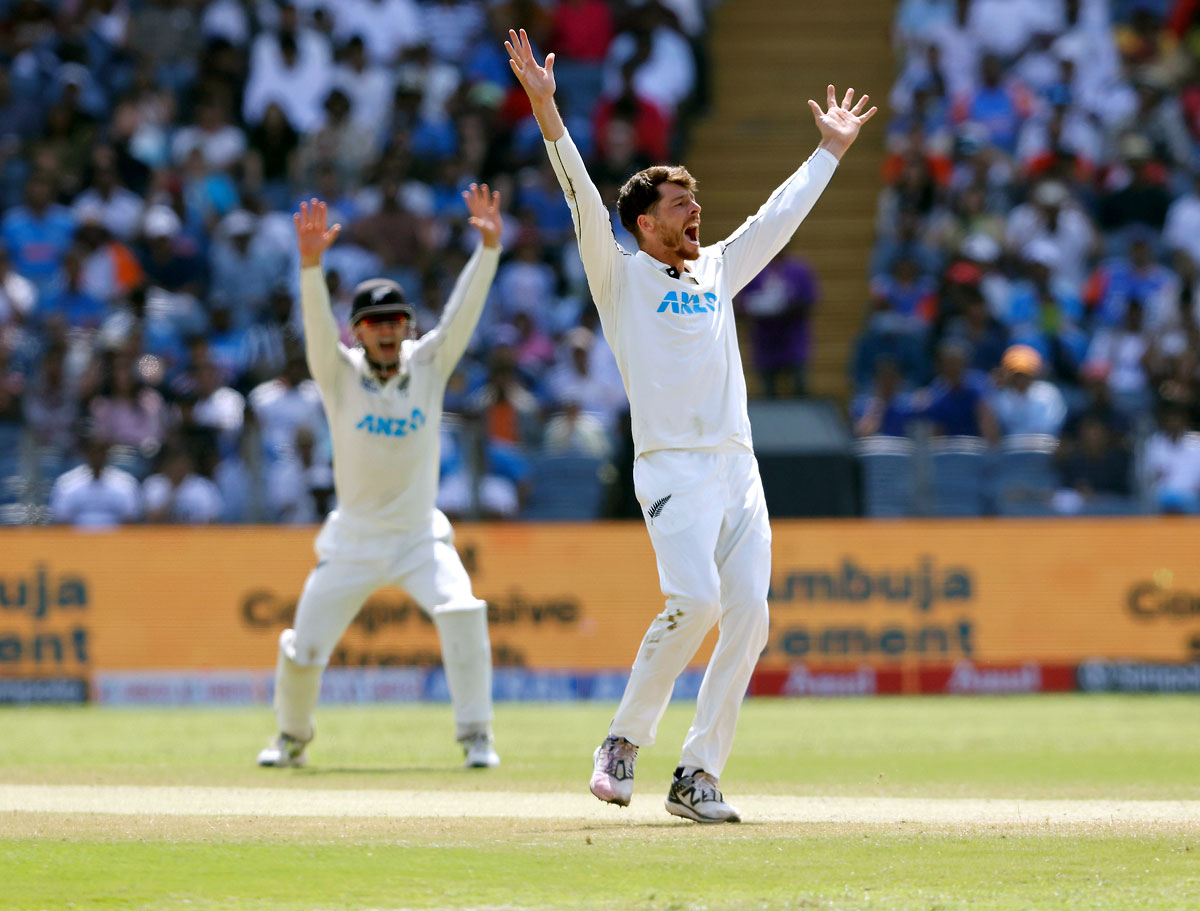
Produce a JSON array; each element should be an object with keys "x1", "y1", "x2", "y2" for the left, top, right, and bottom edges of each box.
[{"x1": 684, "y1": 224, "x2": 700, "y2": 245}]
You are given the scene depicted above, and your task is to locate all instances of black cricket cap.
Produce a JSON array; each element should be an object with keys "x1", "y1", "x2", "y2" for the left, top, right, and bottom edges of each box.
[{"x1": 350, "y1": 278, "x2": 413, "y2": 325}]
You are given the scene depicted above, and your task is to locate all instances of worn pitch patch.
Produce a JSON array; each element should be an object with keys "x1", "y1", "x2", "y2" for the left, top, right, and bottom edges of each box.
[{"x1": 3, "y1": 785, "x2": 1199, "y2": 826}]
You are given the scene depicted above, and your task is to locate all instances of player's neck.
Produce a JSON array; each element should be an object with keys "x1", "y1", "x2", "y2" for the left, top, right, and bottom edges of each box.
[
  {"x1": 639, "y1": 242, "x2": 688, "y2": 275},
  {"x1": 366, "y1": 356, "x2": 400, "y2": 380}
]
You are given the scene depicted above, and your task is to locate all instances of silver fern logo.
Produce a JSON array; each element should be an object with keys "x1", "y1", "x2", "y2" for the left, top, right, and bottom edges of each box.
[{"x1": 647, "y1": 494, "x2": 672, "y2": 522}]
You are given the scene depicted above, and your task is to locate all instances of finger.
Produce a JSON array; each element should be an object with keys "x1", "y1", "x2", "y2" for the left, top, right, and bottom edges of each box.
[
  {"x1": 298, "y1": 202, "x2": 307, "y2": 226},
  {"x1": 317, "y1": 200, "x2": 326, "y2": 233},
  {"x1": 827, "y1": 84, "x2": 836, "y2": 109},
  {"x1": 860, "y1": 106, "x2": 878, "y2": 124},
  {"x1": 519, "y1": 27, "x2": 532, "y2": 60},
  {"x1": 851, "y1": 93, "x2": 870, "y2": 116},
  {"x1": 490, "y1": 189, "x2": 501, "y2": 210},
  {"x1": 807, "y1": 99, "x2": 823, "y2": 118},
  {"x1": 293, "y1": 212, "x2": 301, "y2": 232},
  {"x1": 467, "y1": 217, "x2": 483, "y2": 229},
  {"x1": 545, "y1": 52, "x2": 555, "y2": 76},
  {"x1": 327, "y1": 224, "x2": 341, "y2": 243},
  {"x1": 842, "y1": 87, "x2": 854, "y2": 109},
  {"x1": 504, "y1": 39, "x2": 518, "y2": 63}
]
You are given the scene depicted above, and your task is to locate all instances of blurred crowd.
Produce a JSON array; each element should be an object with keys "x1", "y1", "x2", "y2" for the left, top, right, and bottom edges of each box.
[
  {"x1": 853, "y1": 0, "x2": 1200, "y2": 514},
  {"x1": 0, "y1": 0, "x2": 720, "y2": 527}
]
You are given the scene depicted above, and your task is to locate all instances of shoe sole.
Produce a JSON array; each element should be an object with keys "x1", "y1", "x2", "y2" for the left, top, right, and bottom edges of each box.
[
  {"x1": 464, "y1": 757, "x2": 501, "y2": 769},
  {"x1": 664, "y1": 797, "x2": 740, "y2": 824},
  {"x1": 590, "y1": 778, "x2": 631, "y2": 807}
]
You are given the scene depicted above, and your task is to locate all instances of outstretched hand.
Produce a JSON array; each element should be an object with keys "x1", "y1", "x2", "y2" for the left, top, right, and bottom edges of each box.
[
  {"x1": 505, "y1": 28, "x2": 555, "y2": 102},
  {"x1": 294, "y1": 199, "x2": 341, "y2": 269},
  {"x1": 463, "y1": 182, "x2": 502, "y2": 249},
  {"x1": 808, "y1": 85, "x2": 877, "y2": 160}
]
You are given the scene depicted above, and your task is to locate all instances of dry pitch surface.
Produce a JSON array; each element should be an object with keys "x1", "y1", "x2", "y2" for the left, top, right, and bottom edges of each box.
[{"x1": 5, "y1": 784, "x2": 1200, "y2": 829}]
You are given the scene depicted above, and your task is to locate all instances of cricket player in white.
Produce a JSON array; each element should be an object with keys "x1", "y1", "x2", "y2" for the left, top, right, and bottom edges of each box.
[
  {"x1": 257, "y1": 186, "x2": 503, "y2": 769},
  {"x1": 507, "y1": 29, "x2": 876, "y2": 822}
]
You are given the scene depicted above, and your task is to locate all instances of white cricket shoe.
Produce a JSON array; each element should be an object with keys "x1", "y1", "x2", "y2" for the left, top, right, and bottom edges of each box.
[
  {"x1": 664, "y1": 769, "x2": 741, "y2": 823},
  {"x1": 461, "y1": 731, "x2": 500, "y2": 768},
  {"x1": 257, "y1": 732, "x2": 309, "y2": 768},
  {"x1": 590, "y1": 735, "x2": 638, "y2": 806}
]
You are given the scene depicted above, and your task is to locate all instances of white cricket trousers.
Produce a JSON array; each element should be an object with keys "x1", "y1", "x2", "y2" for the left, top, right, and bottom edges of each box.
[
  {"x1": 273, "y1": 509, "x2": 493, "y2": 743},
  {"x1": 610, "y1": 448, "x2": 771, "y2": 778}
]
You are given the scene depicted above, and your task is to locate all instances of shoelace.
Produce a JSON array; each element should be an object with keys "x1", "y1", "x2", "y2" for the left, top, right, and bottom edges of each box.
[
  {"x1": 688, "y1": 772, "x2": 724, "y2": 803},
  {"x1": 597, "y1": 737, "x2": 637, "y2": 780}
]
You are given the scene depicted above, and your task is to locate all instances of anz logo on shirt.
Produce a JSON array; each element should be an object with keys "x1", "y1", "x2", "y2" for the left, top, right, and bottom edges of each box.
[
  {"x1": 355, "y1": 409, "x2": 426, "y2": 438},
  {"x1": 656, "y1": 291, "x2": 720, "y2": 316}
]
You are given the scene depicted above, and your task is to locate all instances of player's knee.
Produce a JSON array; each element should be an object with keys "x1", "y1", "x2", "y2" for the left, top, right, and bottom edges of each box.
[
  {"x1": 664, "y1": 593, "x2": 721, "y2": 629},
  {"x1": 280, "y1": 628, "x2": 329, "y2": 667}
]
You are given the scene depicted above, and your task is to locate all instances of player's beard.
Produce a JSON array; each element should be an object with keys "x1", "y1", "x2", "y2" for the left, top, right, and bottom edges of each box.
[{"x1": 663, "y1": 223, "x2": 701, "y2": 261}]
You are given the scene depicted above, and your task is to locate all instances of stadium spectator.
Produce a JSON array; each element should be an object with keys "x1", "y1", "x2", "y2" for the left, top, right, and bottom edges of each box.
[
  {"x1": 1053, "y1": 414, "x2": 1133, "y2": 514},
  {"x1": 142, "y1": 444, "x2": 224, "y2": 524},
  {"x1": 87, "y1": 351, "x2": 167, "y2": 461},
  {"x1": 1, "y1": 173, "x2": 75, "y2": 294},
  {"x1": 1144, "y1": 398, "x2": 1200, "y2": 512},
  {"x1": 909, "y1": 339, "x2": 998, "y2": 440},
  {"x1": 736, "y1": 249, "x2": 819, "y2": 398},
  {"x1": 601, "y1": 3, "x2": 696, "y2": 116},
  {"x1": 335, "y1": 0, "x2": 426, "y2": 67},
  {"x1": 49, "y1": 435, "x2": 140, "y2": 528},
  {"x1": 262, "y1": 424, "x2": 334, "y2": 524},
  {"x1": 38, "y1": 246, "x2": 106, "y2": 331},
  {"x1": 247, "y1": 349, "x2": 326, "y2": 465},
  {"x1": 990, "y1": 344, "x2": 1068, "y2": 437},
  {"x1": 73, "y1": 145, "x2": 146, "y2": 242},
  {"x1": 544, "y1": 396, "x2": 612, "y2": 458},
  {"x1": 852, "y1": 356, "x2": 912, "y2": 438},
  {"x1": 243, "y1": 7, "x2": 333, "y2": 132}
]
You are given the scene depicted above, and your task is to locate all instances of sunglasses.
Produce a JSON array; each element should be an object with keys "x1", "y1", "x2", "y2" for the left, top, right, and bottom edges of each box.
[{"x1": 357, "y1": 312, "x2": 409, "y2": 328}]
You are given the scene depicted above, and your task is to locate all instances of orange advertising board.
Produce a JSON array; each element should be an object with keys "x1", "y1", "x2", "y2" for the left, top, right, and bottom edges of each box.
[{"x1": 1, "y1": 520, "x2": 1199, "y2": 680}]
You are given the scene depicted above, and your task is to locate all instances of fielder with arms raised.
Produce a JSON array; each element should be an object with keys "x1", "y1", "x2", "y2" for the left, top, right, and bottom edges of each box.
[
  {"x1": 257, "y1": 186, "x2": 503, "y2": 769},
  {"x1": 507, "y1": 29, "x2": 876, "y2": 822}
]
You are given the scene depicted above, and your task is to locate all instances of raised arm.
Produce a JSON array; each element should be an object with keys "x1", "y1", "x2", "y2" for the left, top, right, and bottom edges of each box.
[
  {"x1": 506, "y1": 27, "x2": 622, "y2": 306},
  {"x1": 416, "y1": 183, "x2": 502, "y2": 379},
  {"x1": 721, "y1": 85, "x2": 877, "y2": 296},
  {"x1": 295, "y1": 199, "x2": 349, "y2": 393}
]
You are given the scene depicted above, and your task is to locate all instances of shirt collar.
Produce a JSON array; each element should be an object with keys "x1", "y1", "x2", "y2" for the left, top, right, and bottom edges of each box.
[{"x1": 635, "y1": 250, "x2": 699, "y2": 283}]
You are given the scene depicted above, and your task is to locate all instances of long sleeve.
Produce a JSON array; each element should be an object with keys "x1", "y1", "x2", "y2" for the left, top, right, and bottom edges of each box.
[
  {"x1": 414, "y1": 244, "x2": 500, "y2": 380},
  {"x1": 718, "y1": 149, "x2": 839, "y2": 297},
  {"x1": 299, "y1": 265, "x2": 347, "y2": 394},
  {"x1": 544, "y1": 129, "x2": 624, "y2": 313}
]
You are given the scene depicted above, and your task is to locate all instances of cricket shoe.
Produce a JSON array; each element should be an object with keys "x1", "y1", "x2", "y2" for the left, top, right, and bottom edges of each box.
[
  {"x1": 461, "y1": 731, "x2": 501, "y2": 768},
  {"x1": 257, "y1": 732, "x2": 309, "y2": 768},
  {"x1": 590, "y1": 735, "x2": 638, "y2": 806},
  {"x1": 664, "y1": 768, "x2": 741, "y2": 823}
]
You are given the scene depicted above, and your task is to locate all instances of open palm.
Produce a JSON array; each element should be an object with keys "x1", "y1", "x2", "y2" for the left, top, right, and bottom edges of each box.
[
  {"x1": 463, "y1": 183, "x2": 502, "y2": 248},
  {"x1": 808, "y1": 85, "x2": 877, "y2": 154},
  {"x1": 505, "y1": 28, "x2": 555, "y2": 101},
  {"x1": 294, "y1": 199, "x2": 341, "y2": 269}
]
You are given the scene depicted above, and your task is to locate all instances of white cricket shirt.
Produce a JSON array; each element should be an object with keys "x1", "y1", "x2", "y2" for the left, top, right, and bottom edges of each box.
[
  {"x1": 545, "y1": 130, "x2": 838, "y2": 457},
  {"x1": 299, "y1": 245, "x2": 499, "y2": 545}
]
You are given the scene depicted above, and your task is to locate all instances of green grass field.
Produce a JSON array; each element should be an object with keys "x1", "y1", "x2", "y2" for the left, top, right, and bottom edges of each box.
[{"x1": 3, "y1": 695, "x2": 1199, "y2": 910}]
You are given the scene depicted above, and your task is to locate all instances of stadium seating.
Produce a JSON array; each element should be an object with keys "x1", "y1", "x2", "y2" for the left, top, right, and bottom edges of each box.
[
  {"x1": 928, "y1": 437, "x2": 988, "y2": 517},
  {"x1": 855, "y1": 435, "x2": 917, "y2": 517}
]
